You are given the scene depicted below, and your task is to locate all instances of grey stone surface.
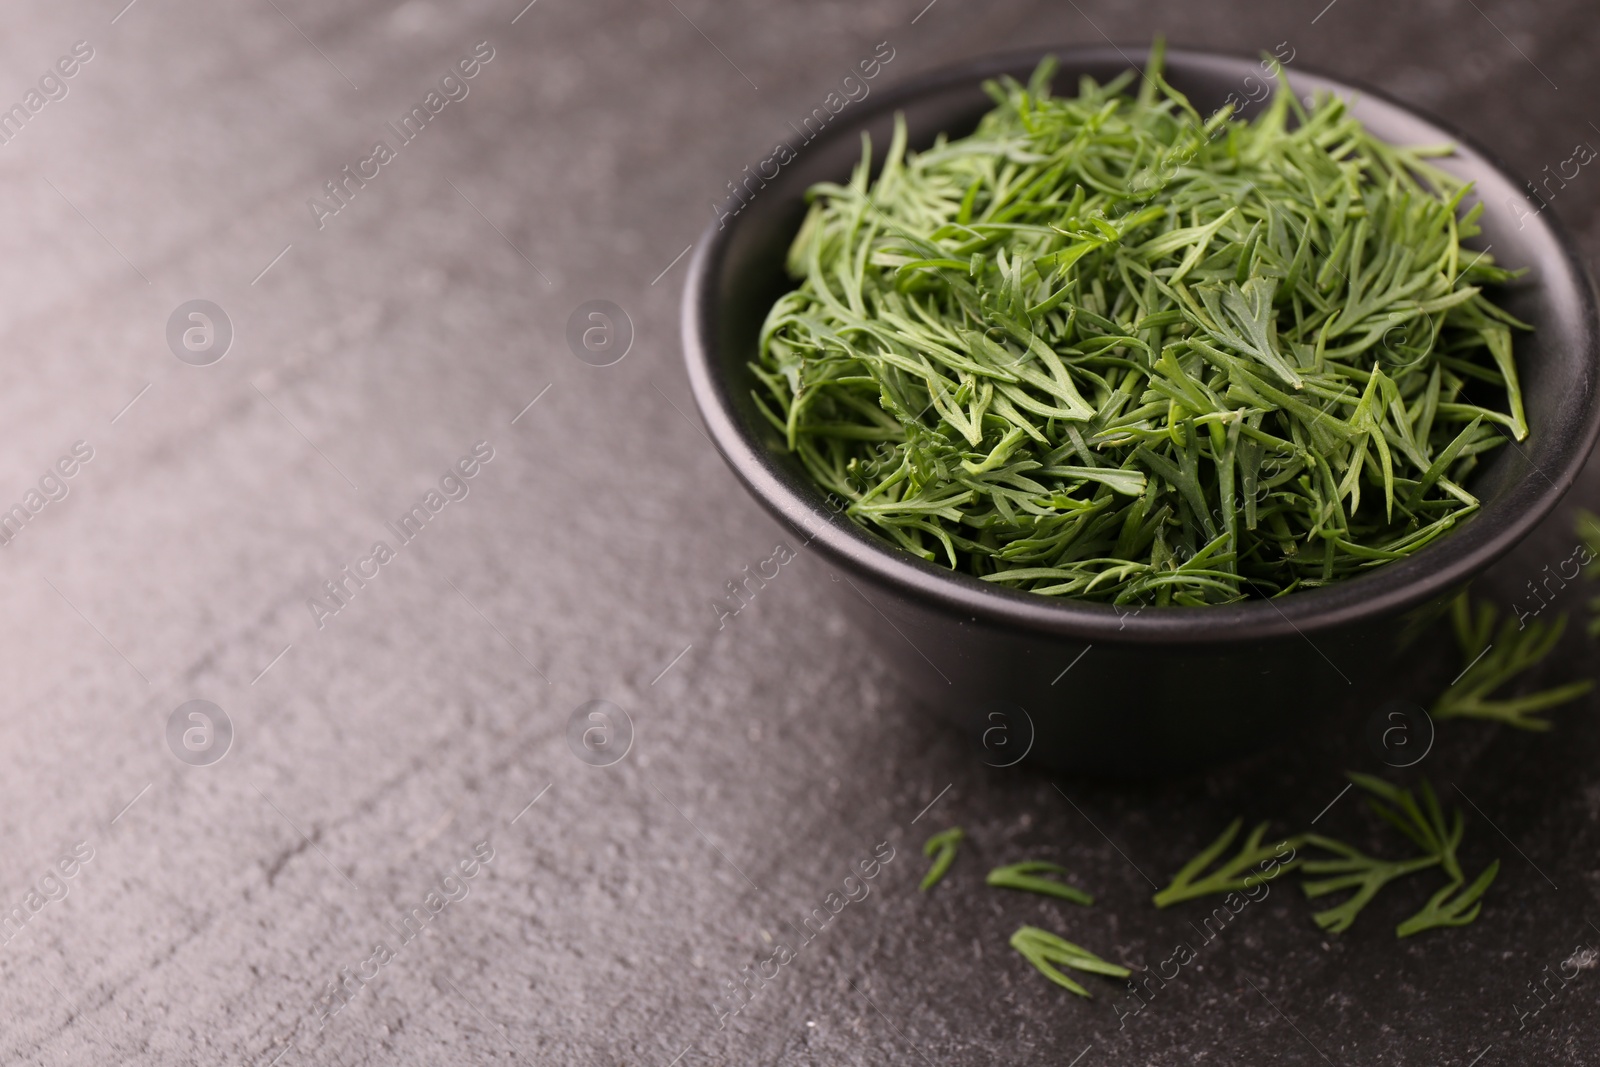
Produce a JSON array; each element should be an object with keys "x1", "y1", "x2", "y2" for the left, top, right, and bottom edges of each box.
[{"x1": 0, "y1": 0, "x2": 1596, "y2": 1064}]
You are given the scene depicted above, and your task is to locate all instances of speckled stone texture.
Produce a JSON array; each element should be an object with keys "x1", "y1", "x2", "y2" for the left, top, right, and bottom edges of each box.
[{"x1": 0, "y1": 0, "x2": 1596, "y2": 1064}]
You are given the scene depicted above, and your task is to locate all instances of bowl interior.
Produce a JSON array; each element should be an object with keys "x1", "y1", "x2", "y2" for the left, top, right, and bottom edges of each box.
[{"x1": 687, "y1": 46, "x2": 1600, "y2": 642}]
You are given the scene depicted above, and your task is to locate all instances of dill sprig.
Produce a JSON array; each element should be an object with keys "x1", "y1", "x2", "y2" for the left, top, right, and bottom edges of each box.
[
  {"x1": 986, "y1": 860, "x2": 1094, "y2": 905},
  {"x1": 756, "y1": 43, "x2": 1528, "y2": 604},
  {"x1": 1395, "y1": 859, "x2": 1499, "y2": 938},
  {"x1": 1152, "y1": 818, "x2": 1302, "y2": 907},
  {"x1": 1431, "y1": 592, "x2": 1592, "y2": 729},
  {"x1": 1579, "y1": 509, "x2": 1600, "y2": 637},
  {"x1": 1301, "y1": 774, "x2": 1498, "y2": 938},
  {"x1": 920, "y1": 826, "x2": 965, "y2": 891},
  {"x1": 1009, "y1": 925, "x2": 1130, "y2": 996},
  {"x1": 1157, "y1": 776, "x2": 1500, "y2": 937},
  {"x1": 1300, "y1": 835, "x2": 1441, "y2": 933}
]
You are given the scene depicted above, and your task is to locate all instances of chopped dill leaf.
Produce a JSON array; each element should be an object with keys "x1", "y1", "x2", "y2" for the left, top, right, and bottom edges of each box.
[
  {"x1": 757, "y1": 42, "x2": 1528, "y2": 604},
  {"x1": 1009, "y1": 925, "x2": 1130, "y2": 996},
  {"x1": 1153, "y1": 818, "x2": 1302, "y2": 907},
  {"x1": 920, "y1": 826, "x2": 965, "y2": 891},
  {"x1": 986, "y1": 861, "x2": 1094, "y2": 905}
]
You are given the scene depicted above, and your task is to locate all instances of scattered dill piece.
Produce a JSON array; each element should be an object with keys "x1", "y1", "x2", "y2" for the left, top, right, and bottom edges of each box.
[
  {"x1": 755, "y1": 41, "x2": 1530, "y2": 605},
  {"x1": 920, "y1": 826, "x2": 965, "y2": 891},
  {"x1": 1301, "y1": 773, "x2": 1496, "y2": 938},
  {"x1": 1578, "y1": 509, "x2": 1600, "y2": 637},
  {"x1": 1152, "y1": 776, "x2": 1503, "y2": 937},
  {"x1": 1009, "y1": 925, "x2": 1130, "y2": 997},
  {"x1": 1431, "y1": 591, "x2": 1593, "y2": 729},
  {"x1": 1396, "y1": 859, "x2": 1499, "y2": 938},
  {"x1": 1300, "y1": 835, "x2": 1440, "y2": 933},
  {"x1": 1152, "y1": 819, "x2": 1302, "y2": 907},
  {"x1": 1578, "y1": 509, "x2": 1600, "y2": 571},
  {"x1": 1301, "y1": 775, "x2": 1461, "y2": 933},
  {"x1": 986, "y1": 861, "x2": 1094, "y2": 905}
]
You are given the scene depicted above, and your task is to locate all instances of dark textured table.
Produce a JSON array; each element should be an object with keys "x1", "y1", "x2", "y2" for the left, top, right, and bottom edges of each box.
[{"x1": 1, "y1": 0, "x2": 1597, "y2": 1064}]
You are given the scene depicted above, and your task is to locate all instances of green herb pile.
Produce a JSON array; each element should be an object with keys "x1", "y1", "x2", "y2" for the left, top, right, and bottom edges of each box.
[{"x1": 755, "y1": 45, "x2": 1530, "y2": 604}]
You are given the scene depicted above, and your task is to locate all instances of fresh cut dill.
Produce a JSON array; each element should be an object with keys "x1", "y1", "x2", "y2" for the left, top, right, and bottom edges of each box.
[{"x1": 755, "y1": 42, "x2": 1528, "y2": 604}]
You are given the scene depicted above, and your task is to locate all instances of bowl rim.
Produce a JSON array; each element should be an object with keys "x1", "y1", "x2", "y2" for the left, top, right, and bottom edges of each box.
[{"x1": 681, "y1": 43, "x2": 1600, "y2": 645}]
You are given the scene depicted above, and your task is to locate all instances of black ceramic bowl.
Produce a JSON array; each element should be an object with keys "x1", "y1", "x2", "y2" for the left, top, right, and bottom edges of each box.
[{"x1": 682, "y1": 46, "x2": 1600, "y2": 776}]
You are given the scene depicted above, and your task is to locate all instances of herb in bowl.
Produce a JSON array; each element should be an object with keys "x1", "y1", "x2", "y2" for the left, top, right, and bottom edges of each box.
[{"x1": 754, "y1": 45, "x2": 1529, "y2": 604}]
